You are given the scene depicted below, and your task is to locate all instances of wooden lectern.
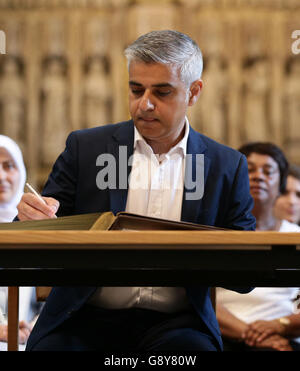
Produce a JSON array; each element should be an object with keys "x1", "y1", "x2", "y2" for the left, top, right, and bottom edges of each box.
[{"x1": 2, "y1": 230, "x2": 300, "y2": 351}]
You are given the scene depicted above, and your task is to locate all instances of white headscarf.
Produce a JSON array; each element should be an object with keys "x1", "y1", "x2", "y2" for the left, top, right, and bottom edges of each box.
[{"x1": 0, "y1": 135, "x2": 26, "y2": 222}]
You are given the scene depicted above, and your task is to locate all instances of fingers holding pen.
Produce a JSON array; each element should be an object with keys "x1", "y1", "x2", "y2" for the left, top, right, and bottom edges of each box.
[{"x1": 17, "y1": 193, "x2": 59, "y2": 221}]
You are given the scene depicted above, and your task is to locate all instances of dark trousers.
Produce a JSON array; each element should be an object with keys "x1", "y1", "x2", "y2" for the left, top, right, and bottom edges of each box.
[{"x1": 29, "y1": 305, "x2": 218, "y2": 351}]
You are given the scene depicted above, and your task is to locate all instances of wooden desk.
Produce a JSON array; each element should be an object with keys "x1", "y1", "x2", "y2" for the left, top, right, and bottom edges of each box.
[
  {"x1": 1, "y1": 230, "x2": 300, "y2": 285},
  {"x1": 1, "y1": 230, "x2": 300, "y2": 350}
]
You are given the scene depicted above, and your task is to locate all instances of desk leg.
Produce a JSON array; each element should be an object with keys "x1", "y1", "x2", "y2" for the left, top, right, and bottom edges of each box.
[{"x1": 8, "y1": 287, "x2": 19, "y2": 351}]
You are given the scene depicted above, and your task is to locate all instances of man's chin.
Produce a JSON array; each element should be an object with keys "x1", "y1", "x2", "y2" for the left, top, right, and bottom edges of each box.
[{"x1": 134, "y1": 119, "x2": 161, "y2": 134}]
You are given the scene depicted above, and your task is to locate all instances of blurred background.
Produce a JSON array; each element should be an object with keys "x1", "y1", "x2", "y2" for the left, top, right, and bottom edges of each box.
[{"x1": 0, "y1": 0, "x2": 299, "y2": 189}]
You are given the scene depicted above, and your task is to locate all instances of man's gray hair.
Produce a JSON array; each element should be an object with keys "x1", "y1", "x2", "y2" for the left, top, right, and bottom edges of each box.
[{"x1": 124, "y1": 30, "x2": 203, "y2": 86}]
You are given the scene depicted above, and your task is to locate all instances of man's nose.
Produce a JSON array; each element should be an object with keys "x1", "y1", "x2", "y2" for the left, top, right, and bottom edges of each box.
[{"x1": 139, "y1": 91, "x2": 155, "y2": 111}]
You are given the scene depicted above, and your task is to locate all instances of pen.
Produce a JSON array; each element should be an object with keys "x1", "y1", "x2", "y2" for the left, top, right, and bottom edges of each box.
[
  {"x1": 25, "y1": 183, "x2": 46, "y2": 204},
  {"x1": 25, "y1": 183, "x2": 57, "y2": 218}
]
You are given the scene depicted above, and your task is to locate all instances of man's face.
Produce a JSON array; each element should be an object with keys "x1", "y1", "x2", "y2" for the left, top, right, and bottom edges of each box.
[
  {"x1": 247, "y1": 152, "x2": 280, "y2": 205},
  {"x1": 128, "y1": 61, "x2": 201, "y2": 150}
]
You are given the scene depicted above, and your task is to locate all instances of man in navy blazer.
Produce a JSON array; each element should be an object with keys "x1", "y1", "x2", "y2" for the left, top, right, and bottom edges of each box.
[{"x1": 18, "y1": 30, "x2": 255, "y2": 351}]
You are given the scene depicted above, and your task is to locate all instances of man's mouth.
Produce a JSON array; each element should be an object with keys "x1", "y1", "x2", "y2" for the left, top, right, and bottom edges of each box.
[{"x1": 138, "y1": 116, "x2": 158, "y2": 122}]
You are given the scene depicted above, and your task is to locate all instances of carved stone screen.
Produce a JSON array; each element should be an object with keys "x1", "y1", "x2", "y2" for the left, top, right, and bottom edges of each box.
[{"x1": 0, "y1": 0, "x2": 299, "y2": 188}]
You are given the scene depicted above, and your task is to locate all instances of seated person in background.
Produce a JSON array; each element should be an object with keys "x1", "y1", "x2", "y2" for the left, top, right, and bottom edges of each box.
[
  {"x1": 217, "y1": 142, "x2": 300, "y2": 351},
  {"x1": 0, "y1": 135, "x2": 41, "y2": 349},
  {"x1": 0, "y1": 135, "x2": 25, "y2": 222},
  {"x1": 17, "y1": 30, "x2": 255, "y2": 352},
  {"x1": 0, "y1": 287, "x2": 42, "y2": 350},
  {"x1": 274, "y1": 164, "x2": 300, "y2": 226}
]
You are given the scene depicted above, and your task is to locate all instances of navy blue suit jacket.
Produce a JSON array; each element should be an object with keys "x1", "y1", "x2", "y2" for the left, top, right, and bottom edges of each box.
[{"x1": 26, "y1": 120, "x2": 255, "y2": 350}]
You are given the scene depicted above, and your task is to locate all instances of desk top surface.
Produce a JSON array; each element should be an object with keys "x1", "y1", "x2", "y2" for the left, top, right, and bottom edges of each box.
[{"x1": 0, "y1": 230, "x2": 299, "y2": 249}]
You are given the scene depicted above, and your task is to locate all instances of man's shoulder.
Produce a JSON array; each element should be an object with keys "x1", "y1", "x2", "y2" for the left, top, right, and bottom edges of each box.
[
  {"x1": 191, "y1": 128, "x2": 243, "y2": 161},
  {"x1": 71, "y1": 120, "x2": 133, "y2": 141}
]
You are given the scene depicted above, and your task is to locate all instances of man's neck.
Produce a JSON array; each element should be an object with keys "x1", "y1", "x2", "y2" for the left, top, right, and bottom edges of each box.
[{"x1": 146, "y1": 125, "x2": 186, "y2": 155}]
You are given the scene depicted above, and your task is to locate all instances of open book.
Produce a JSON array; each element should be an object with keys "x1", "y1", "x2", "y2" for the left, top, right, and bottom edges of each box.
[{"x1": 0, "y1": 211, "x2": 225, "y2": 231}]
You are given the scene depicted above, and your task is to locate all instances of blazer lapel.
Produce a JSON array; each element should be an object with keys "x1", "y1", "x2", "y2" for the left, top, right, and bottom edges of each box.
[
  {"x1": 107, "y1": 120, "x2": 135, "y2": 215},
  {"x1": 181, "y1": 127, "x2": 210, "y2": 224},
  {"x1": 106, "y1": 121, "x2": 211, "y2": 221}
]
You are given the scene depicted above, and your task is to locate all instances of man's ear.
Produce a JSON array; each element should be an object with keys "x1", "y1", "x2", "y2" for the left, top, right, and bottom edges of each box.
[{"x1": 188, "y1": 80, "x2": 203, "y2": 106}]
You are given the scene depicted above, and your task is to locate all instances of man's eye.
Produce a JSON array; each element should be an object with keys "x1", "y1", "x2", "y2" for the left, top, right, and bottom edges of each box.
[
  {"x1": 156, "y1": 91, "x2": 171, "y2": 97},
  {"x1": 131, "y1": 89, "x2": 144, "y2": 95}
]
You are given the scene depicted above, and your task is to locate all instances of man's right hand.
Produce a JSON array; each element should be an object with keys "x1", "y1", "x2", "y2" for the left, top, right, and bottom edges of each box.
[{"x1": 17, "y1": 193, "x2": 60, "y2": 221}]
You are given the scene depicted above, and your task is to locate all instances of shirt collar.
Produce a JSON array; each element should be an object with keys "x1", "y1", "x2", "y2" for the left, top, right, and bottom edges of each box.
[{"x1": 133, "y1": 117, "x2": 190, "y2": 157}]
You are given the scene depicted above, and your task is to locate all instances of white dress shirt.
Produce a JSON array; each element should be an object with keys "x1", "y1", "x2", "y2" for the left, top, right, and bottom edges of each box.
[{"x1": 89, "y1": 119, "x2": 191, "y2": 313}]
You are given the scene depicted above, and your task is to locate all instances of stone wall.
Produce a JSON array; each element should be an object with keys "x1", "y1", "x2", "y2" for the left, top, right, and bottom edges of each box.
[{"x1": 0, "y1": 0, "x2": 299, "y2": 187}]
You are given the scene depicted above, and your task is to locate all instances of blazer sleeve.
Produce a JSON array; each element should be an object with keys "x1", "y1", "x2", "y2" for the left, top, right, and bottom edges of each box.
[{"x1": 41, "y1": 131, "x2": 79, "y2": 217}]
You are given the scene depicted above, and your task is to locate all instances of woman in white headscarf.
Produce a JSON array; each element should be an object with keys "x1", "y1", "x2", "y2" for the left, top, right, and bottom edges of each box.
[
  {"x1": 0, "y1": 135, "x2": 38, "y2": 350},
  {"x1": 0, "y1": 134, "x2": 26, "y2": 223}
]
